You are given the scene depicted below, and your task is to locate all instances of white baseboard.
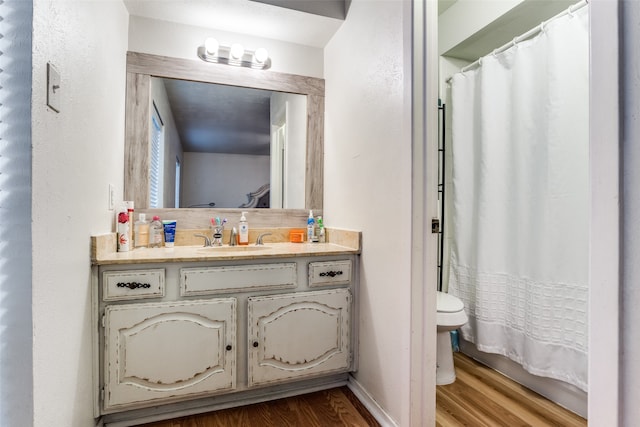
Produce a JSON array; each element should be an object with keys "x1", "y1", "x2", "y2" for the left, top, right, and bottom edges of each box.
[{"x1": 347, "y1": 376, "x2": 398, "y2": 427}]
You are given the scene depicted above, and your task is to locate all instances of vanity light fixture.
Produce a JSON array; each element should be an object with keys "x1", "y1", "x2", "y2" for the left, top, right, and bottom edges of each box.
[
  {"x1": 197, "y1": 37, "x2": 271, "y2": 70},
  {"x1": 204, "y1": 37, "x2": 219, "y2": 56},
  {"x1": 229, "y1": 43, "x2": 245, "y2": 60}
]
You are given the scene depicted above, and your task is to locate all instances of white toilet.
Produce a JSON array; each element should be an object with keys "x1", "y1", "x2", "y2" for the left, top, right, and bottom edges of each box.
[{"x1": 436, "y1": 291, "x2": 468, "y2": 385}]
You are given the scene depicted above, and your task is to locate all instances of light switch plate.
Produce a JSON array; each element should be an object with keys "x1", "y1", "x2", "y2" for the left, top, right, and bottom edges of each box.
[
  {"x1": 46, "y1": 62, "x2": 61, "y2": 113},
  {"x1": 108, "y1": 184, "x2": 115, "y2": 211}
]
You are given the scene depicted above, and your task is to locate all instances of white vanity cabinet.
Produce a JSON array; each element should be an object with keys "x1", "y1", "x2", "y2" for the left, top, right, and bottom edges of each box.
[
  {"x1": 94, "y1": 254, "x2": 357, "y2": 423},
  {"x1": 104, "y1": 298, "x2": 236, "y2": 411}
]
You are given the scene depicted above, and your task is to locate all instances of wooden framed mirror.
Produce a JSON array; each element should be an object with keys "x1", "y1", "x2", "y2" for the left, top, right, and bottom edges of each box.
[{"x1": 124, "y1": 51, "x2": 324, "y2": 211}]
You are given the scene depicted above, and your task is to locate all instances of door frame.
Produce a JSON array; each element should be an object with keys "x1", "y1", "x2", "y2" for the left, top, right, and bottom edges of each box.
[{"x1": 410, "y1": 0, "x2": 621, "y2": 425}]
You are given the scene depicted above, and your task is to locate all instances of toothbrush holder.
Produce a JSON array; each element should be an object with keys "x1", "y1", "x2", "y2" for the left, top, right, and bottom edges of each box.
[{"x1": 212, "y1": 225, "x2": 224, "y2": 246}]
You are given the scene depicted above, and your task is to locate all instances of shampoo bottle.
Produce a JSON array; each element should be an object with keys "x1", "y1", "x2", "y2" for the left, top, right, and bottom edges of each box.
[
  {"x1": 238, "y1": 211, "x2": 249, "y2": 245},
  {"x1": 307, "y1": 210, "x2": 315, "y2": 242}
]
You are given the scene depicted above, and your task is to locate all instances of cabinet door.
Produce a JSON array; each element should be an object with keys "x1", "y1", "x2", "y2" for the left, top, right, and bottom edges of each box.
[
  {"x1": 104, "y1": 298, "x2": 236, "y2": 411},
  {"x1": 248, "y1": 289, "x2": 351, "y2": 387}
]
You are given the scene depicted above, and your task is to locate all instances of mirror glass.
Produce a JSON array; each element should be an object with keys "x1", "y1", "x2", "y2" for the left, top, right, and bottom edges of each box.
[
  {"x1": 150, "y1": 77, "x2": 307, "y2": 209},
  {"x1": 124, "y1": 51, "x2": 324, "y2": 211}
]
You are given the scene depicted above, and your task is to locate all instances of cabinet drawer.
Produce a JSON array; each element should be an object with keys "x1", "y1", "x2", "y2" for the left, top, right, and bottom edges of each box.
[
  {"x1": 308, "y1": 260, "x2": 352, "y2": 287},
  {"x1": 103, "y1": 269, "x2": 165, "y2": 301},
  {"x1": 181, "y1": 263, "x2": 297, "y2": 296}
]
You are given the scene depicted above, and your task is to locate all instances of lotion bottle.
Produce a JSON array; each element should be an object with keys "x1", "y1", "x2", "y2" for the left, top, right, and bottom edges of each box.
[{"x1": 238, "y1": 211, "x2": 249, "y2": 245}]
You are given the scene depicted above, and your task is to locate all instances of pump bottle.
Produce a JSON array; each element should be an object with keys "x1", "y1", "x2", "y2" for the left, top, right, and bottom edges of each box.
[{"x1": 238, "y1": 211, "x2": 249, "y2": 245}]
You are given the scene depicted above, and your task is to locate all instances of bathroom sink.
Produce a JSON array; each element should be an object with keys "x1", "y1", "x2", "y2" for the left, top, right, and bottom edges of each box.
[{"x1": 196, "y1": 245, "x2": 269, "y2": 253}]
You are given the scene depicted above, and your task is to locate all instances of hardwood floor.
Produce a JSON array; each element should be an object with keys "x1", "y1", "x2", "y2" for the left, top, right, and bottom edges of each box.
[
  {"x1": 137, "y1": 354, "x2": 586, "y2": 427},
  {"x1": 437, "y1": 352, "x2": 587, "y2": 427},
  {"x1": 137, "y1": 386, "x2": 380, "y2": 427}
]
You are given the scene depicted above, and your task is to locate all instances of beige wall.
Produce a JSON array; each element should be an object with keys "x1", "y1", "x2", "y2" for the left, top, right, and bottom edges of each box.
[
  {"x1": 31, "y1": 0, "x2": 129, "y2": 425},
  {"x1": 324, "y1": 0, "x2": 413, "y2": 424}
]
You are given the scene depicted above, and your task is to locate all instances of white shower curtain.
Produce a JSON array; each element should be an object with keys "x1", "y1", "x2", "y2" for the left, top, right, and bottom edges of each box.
[{"x1": 448, "y1": 5, "x2": 589, "y2": 391}]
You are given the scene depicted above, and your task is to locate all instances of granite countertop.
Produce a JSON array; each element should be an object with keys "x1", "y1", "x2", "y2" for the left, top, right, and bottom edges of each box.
[{"x1": 92, "y1": 228, "x2": 361, "y2": 266}]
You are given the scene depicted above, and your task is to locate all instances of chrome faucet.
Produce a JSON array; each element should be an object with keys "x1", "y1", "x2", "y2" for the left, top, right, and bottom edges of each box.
[
  {"x1": 255, "y1": 232, "x2": 272, "y2": 245},
  {"x1": 228, "y1": 227, "x2": 238, "y2": 246},
  {"x1": 194, "y1": 233, "x2": 212, "y2": 247}
]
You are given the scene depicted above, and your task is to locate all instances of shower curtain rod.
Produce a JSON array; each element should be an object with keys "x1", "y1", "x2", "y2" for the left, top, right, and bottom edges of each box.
[{"x1": 445, "y1": 0, "x2": 588, "y2": 84}]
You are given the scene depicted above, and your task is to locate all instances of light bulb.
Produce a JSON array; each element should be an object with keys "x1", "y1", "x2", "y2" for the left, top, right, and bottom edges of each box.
[
  {"x1": 230, "y1": 43, "x2": 245, "y2": 60},
  {"x1": 204, "y1": 37, "x2": 219, "y2": 56},
  {"x1": 254, "y1": 48, "x2": 269, "y2": 64}
]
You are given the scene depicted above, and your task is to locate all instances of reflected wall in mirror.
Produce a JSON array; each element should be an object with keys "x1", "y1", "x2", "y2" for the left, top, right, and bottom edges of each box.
[{"x1": 124, "y1": 51, "x2": 324, "y2": 210}]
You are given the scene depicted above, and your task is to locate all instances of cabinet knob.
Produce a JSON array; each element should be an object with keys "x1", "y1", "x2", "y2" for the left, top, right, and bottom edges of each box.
[
  {"x1": 226, "y1": 345, "x2": 232, "y2": 351},
  {"x1": 253, "y1": 341, "x2": 259, "y2": 348}
]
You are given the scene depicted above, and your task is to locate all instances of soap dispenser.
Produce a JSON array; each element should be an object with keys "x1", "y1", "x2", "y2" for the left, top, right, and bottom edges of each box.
[{"x1": 238, "y1": 211, "x2": 249, "y2": 245}]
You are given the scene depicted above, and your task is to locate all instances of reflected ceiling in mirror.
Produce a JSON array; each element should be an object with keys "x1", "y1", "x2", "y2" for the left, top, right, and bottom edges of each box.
[{"x1": 160, "y1": 78, "x2": 272, "y2": 155}]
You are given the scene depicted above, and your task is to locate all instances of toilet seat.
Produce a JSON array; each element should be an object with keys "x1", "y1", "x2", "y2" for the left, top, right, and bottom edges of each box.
[
  {"x1": 436, "y1": 292, "x2": 468, "y2": 328},
  {"x1": 437, "y1": 291, "x2": 464, "y2": 313}
]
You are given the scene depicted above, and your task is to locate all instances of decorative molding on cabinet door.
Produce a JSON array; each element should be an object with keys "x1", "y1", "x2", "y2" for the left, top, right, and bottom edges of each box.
[
  {"x1": 104, "y1": 298, "x2": 236, "y2": 411},
  {"x1": 247, "y1": 288, "x2": 351, "y2": 386}
]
